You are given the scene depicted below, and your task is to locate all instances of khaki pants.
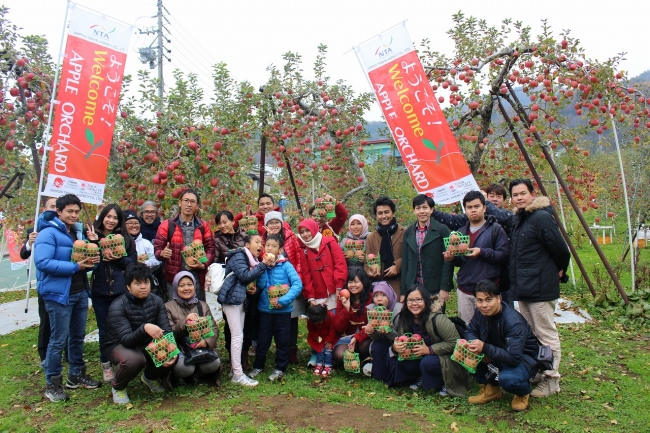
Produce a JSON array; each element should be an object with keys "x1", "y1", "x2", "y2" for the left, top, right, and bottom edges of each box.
[
  {"x1": 518, "y1": 300, "x2": 561, "y2": 378},
  {"x1": 457, "y1": 290, "x2": 476, "y2": 326}
]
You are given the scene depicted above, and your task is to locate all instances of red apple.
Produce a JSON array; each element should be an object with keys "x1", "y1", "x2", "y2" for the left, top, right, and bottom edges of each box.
[{"x1": 339, "y1": 289, "x2": 350, "y2": 299}]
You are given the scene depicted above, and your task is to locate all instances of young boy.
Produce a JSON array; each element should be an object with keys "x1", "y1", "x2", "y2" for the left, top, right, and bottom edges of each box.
[{"x1": 249, "y1": 234, "x2": 303, "y2": 381}]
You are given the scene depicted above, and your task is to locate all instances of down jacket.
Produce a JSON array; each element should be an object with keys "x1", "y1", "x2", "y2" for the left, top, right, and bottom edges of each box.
[
  {"x1": 213, "y1": 228, "x2": 246, "y2": 264},
  {"x1": 256, "y1": 256, "x2": 302, "y2": 314},
  {"x1": 102, "y1": 292, "x2": 172, "y2": 357},
  {"x1": 90, "y1": 231, "x2": 137, "y2": 298},
  {"x1": 465, "y1": 302, "x2": 539, "y2": 375},
  {"x1": 33, "y1": 210, "x2": 89, "y2": 306},
  {"x1": 217, "y1": 248, "x2": 267, "y2": 306},
  {"x1": 165, "y1": 299, "x2": 219, "y2": 350},
  {"x1": 298, "y1": 236, "x2": 347, "y2": 301},
  {"x1": 508, "y1": 196, "x2": 570, "y2": 302},
  {"x1": 153, "y1": 215, "x2": 216, "y2": 288}
]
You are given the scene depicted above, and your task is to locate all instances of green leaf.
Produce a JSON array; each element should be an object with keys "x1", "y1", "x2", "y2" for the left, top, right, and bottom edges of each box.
[
  {"x1": 85, "y1": 128, "x2": 95, "y2": 145},
  {"x1": 422, "y1": 139, "x2": 437, "y2": 151}
]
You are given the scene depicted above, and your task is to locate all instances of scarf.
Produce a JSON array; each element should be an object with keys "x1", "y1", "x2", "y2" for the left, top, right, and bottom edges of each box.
[
  {"x1": 302, "y1": 232, "x2": 323, "y2": 250},
  {"x1": 172, "y1": 271, "x2": 199, "y2": 306},
  {"x1": 345, "y1": 214, "x2": 369, "y2": 241},
  {"x1": 376, "y1": 217, "x2": 398, "y2": 270},
  {"x1": 299, "y1": 219, "x2": 324, "y2": 250},
  {"x1": 139, "y1": 216, "x2": 161, "y2": 241},
  {"x1": 244, "y1": 246, "x2": 260, "y2": 267}
]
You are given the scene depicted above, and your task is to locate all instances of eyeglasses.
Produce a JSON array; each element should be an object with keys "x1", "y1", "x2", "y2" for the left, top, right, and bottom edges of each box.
[
  {"x1": 406, "y1": 298, "x2": 424, "y2": 304},
  {"x1": 126, "y1": 222, "x2": 140, "y2": 227},
  {"x1": 181, "y1": 199, "x2": 197, "y2": 205},
  {"x1": 141, "y1": 210, "x2": 156, "y2": 215}
]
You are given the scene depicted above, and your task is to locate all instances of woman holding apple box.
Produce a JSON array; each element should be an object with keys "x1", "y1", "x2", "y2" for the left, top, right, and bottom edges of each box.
[
  {"x1": 371, "y1": 285, "x2": 469, "y2": 397},
  {"x1": 339, "y1": 214, "x2": 370, "y2": 273}
]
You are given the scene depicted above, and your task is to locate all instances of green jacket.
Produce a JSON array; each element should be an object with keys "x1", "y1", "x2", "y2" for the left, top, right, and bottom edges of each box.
[
  {"x1": 400, "y1": 219, "x2": 454, "y2": 297},
  {"x1": 393, "y1": 312, "x2": 469, "y2": 398}
]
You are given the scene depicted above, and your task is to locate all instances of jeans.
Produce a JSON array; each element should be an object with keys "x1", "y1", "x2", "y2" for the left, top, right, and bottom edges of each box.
[
  {"x1": 91, "y1": 294, "x2": 119, "y2": 363},
  {"x1": 253, "y1": 312, "x2": 291, "y2": 372},
  {"x1": 473, "y1": 361, "x2": 532, "y2": 396},
  {"x1": 37, "y1": 294, "x2": 51, "y2": 362},
  {"x1": 44, "y1": 290, "x2": 89, "y2": 384},
  {"x1": 312, "y1": 348, "x2": 332, "y2": 367}
]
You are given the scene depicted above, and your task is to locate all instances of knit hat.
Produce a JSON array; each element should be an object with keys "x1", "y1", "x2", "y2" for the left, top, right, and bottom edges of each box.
[
  {"x1": 123, "y1": 210, "x2": 138, "y2": 222},
  {"x1": 298, "y1": 218, "x2": 319, "y2": 237},
  {"x1": 372, "y1": 281, "x2": 397, "y2": 310},
  {"x1": 264, "y1": 211, "x2": 283, "y2": 226}
]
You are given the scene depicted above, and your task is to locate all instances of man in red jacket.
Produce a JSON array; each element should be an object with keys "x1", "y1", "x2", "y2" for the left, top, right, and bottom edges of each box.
[
  {"x1": 153, "y1": 189, "x2": 216, "y2": 301},
  {"x1": 308, "y1": 193, "x2": 348, "y2": 240}
]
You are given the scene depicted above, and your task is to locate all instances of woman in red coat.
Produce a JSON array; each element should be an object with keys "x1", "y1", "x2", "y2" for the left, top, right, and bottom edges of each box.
[
  {"x1": 297, "y1": 219, "x2": 347, "y2": 312},
  {"x1": 263, "y1": 211, "x2": 306, "y2": 363}
]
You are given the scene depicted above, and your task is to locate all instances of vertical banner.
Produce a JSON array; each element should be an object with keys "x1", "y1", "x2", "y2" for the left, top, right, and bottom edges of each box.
[
  {"x1": 354, "y1": 24, "x2": 479, "y2": 204},
  {"x1": 5, "y1": 230, "x2": 28, "y2": 270},
  {"x1": 43, "y1": 6, "x2": 132, "y2": 204}
]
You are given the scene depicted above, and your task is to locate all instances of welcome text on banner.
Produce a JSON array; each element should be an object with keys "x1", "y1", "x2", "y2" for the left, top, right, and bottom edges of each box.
[
  {"x1": 354, "y1": 24, "x2": 479, "y2": 204},
  {"x1": 43, "y1": 7, "x2": 131, "y2": 204}
]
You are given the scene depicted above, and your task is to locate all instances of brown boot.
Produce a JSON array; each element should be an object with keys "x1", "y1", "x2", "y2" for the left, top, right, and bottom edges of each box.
[
  {"x1": 289, "y1": 346, "x2": 299, "y2": 364},
  {"x1": 241, "y1": 351, "x2": 251, "y2": 371},
  {"x1": 468, "y1": 383, "x2": 502, "y2": 404},
  {"x1": 511, "y1": 394, "x2": 529, "y2": 411}
]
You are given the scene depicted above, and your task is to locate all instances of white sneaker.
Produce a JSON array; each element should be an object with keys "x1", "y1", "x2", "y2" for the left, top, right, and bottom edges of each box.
[
  {"x1": 362, "y1": 363, "x2": 372, "y2": 377},
  {"x1": 231, "y1": 374, "x2": 258, "y2": 387},
  {"x1": 307, "y1": 354, "x2": 317, "y2": 367},
  {"x1": 409, "y1": 377, "x2": 422, "y2": 391},
  {"x1": 531, "y1": 377, "x2": 560, "y2": 397},
  {"x1": 249, "y1": 368, "x2": 263, "y2": 378},
  {"x1": 439, "y1": 386, "x2": 448, "y2": 396},
  {"x1": 112, "y1": 387, "x2": 130, "y2": 404}
]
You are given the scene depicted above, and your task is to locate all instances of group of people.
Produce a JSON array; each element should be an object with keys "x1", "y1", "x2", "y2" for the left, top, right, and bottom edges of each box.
[{"x1": 26, "y1": 178, "x2": 570, "y2": 412}]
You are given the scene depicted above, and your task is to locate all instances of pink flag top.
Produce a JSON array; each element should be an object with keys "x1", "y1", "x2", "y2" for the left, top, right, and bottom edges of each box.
[{"x1": 354, "y1": 23, "x2": 479, "y2": 204}]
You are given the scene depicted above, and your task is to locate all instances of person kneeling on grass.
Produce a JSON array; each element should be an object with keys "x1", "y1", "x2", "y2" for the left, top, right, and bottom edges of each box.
[
  {"x1": 370, "y1": 284, "x2": 469, "y2": 397},
  {"x1": 103, "y1": 263, "x2": 178, "y2": 404},
  {"x1": 465, "y1": 279, "x2": 541, "y2": 411},
  {"x1": 249, "y1": 234, "x2": 303, "y2": 382}
]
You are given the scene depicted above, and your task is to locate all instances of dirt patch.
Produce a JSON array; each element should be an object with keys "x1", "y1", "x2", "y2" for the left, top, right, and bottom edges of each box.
[{"x1": 233, "y1": 395, "x2": 433, "y2": 432}]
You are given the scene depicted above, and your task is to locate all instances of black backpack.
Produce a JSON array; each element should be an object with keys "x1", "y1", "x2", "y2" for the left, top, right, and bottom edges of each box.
[{"x1": 432, "y1": 313, "x2": 467, "y2": 340}]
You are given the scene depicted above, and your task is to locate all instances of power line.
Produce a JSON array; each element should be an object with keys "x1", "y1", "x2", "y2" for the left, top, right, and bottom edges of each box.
[{"x1": 167, "y1": 14, "x2": 219, "y2": 67}]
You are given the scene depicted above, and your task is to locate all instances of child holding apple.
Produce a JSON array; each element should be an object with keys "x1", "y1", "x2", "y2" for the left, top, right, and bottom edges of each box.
[
  {"x1": 249, "y1": 234, "x2": 303, "y2": 382},
  {"x1": 370, "y1": 285, "x2": 469, "y2": 397},
  {"x1": 306, "y1": 304, "x2": 337, "y2": 376}
]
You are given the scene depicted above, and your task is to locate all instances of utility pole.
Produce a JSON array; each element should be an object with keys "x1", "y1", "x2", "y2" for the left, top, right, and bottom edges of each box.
[{"x1": 137, "y1": 0, "x2": 171, "y2": 107}]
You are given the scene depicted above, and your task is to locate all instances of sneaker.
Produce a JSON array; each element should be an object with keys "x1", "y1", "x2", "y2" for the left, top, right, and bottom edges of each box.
[
  {"x1": 44, "y1": 375, "x2": 69, "y2": 402},
  {"x1": 468, "y1": 383, "x2": 502, "y2": 404},
  {"x1": 439, "y1": 386, "x2": 448, "y2": 397},
  {"x1": 141, "y1": 374, "x2": 165, "y2": 393},
  {"x1": 39, "y1": 360, "x2": 46, "y2": 369},
  {"x1": 111, "y1": 387, "x2": 130, "y2": 404},
  {"x1": 531, "y1": 372, "x2": 544, "y2": 384},
  {"x1": 409, "y1": 377, "x2": 423, "y2": 391},
  {"x1": 101, "y1": 362, "x2": 114, "y2": 383},
  {"x1": 268, "y1": 369, "x2": 285, "y2": 382},
  {"x1": 511, "y1": 394, "x2": 530, "y2": 411},
  {"x1": 231, "y1": 373, "x2": 258, "y2": 387},
  {"x1": 321, "y1": 366, "x2": 332, "y2": 377},
  {"x1": 362, "y1": 363, "x2": 372, "y2": 377},
  {"x1": 248, "y1": 345, "x2": 256, "y2": 357},
  {"x1": 307, "y1": 354, "x2": 317, "y2": 367},
  {"x1": 66, "y1": 367, "x2": 102, "y2": 389},
  {"x1": 249, "y1": 368, "x2": 263, "y2": 378},
  {"x1": 531, "y1": 377, "x2": 560, "y2": 397},
  {"x1": 313, "y1": 364, "x2": 323, "y2": 375}
]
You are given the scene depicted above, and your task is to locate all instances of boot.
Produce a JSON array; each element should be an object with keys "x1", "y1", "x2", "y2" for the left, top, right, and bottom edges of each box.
[
  {"x1": 213, "y1": 366, "x2": 222, "y2": 388},
  {"x1": 45, "y1": 375, "x2": 69, "y2": 402},
  {"x1": 241, "y1": 350, "x2": 251, "y2": 371},
  {"x1": 468, "y1": 383, "x2": 502, "y2": 404},
  {"x1": 289, "y1": 346, "x2": 299, "y2": 364},
  {"x1": 531, "y1": 376, "x2": 560, "y2": 397},
  {"x1": 66, "y1": 366, "x2": 101, "y2": 389},
  {"x1": 511, "y1": 394, "x2": 530, "y2": 411}
]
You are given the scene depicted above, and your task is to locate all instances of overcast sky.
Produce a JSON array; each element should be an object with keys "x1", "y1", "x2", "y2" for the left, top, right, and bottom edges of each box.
[{"x1": 2, "y1": 0, "x2": 648, "y2": 121}]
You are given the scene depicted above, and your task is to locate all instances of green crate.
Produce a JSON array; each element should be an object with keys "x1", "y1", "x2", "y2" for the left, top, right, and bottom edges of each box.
[
  {"x1": 443, "y1": 231, "x2": 471, "y2": 256},
  {"x1": 240, "y1": 216, "x2": 258, "y2": 234},
  {"x1": 98, "y1": 234, "x2": 128, "y2": 259},
  {"x1": 181, "y1": 242, "x2": 209, "y2": 264},
  {"x1": 366, "y1": 253, "x2": 381, "y2": 275},
  {"x1": 70, "y1": 242, "x2": 100, "y2": 263},
  {"x1": 186, "y1": 316, "x2": 214, "y2": 343},
  {"x1": 343, "y1": 350, "x2": 360, "y2": 373},
  {"x1": 145, "y1": 333, "x2": 180, "y2": 367},
  {"x1": 267, "y1": 284, "x2": 289, "y2": 309},
  {"x1": 396, "y1": 333, "x2": 425, "y2": 361},
  {"x1": 451, "y1": 339, "x2": 485, "y2": 373},
  {"x1": 367, "y1": 306, "x2": 393, "y2": 333},
  {"x1": 315, "y1": 200, "x2": 336, "y2": 219},
  {"x1": 343, "y1": 241, "x2": 365, "y2": 262},
  {"x1": 137, "y1": 253, "x2": 150, "y2": 264}
]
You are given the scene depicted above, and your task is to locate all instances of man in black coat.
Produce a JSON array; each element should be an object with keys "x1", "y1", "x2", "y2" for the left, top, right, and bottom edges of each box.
[
  {"x1": 465, "y1": 280, "x2": 541, "y2": 411},
  {"x1": 19, "y1": 197, "x2": 57, "y2": 365},
  {"x1": 508, "y1": 179, "x2": 570, "y2": 398}
]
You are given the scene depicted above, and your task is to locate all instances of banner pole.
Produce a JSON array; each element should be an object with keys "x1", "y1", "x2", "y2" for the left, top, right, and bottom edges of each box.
[
  {"x1": 25, "y1": 0, "x2": 73, "y2": 314},
  {"x1": 550, "y1": 151, "x2": 576, "y2": 288}
]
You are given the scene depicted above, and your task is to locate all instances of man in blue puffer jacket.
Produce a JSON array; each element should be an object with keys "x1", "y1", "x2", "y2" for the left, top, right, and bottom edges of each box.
[
  {"x1": 34, "y1": 194, "x2": 101, "y2": 402},
  {"x1": 249, "y1": 234, "x2": 302, "y2": 382}
]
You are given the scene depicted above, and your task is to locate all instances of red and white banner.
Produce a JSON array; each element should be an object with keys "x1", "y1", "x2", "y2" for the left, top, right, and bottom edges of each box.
[
  {"x1": 43, "y1": 6, "x2": 131, "y2": 204},
  {"x1": 4, "y1": 229, "x2": 28, "y2": 270},
  {"x1": 355, "y1": 24, "x2": 479, "y2": 204}
]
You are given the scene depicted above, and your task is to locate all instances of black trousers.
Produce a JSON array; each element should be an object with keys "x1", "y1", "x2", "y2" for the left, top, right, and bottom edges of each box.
[
  {"x1": 253, "y1": 312, "x2": 291, "y2": 372},
  {"x1": 109, "y1": 344, "x2": 172, "y2": 391}
]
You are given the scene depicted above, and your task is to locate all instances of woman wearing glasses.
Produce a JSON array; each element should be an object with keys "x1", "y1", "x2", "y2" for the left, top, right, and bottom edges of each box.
[{"x1": 370, "y1": 284, "x2": 469, "y2": 397}]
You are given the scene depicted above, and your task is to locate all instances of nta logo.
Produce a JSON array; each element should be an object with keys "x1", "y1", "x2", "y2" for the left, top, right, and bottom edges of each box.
[
  {"x1": 374, "y1": 36, "x2": 393, "y2": 57},
  {"x1": 89, "y1": 24, "x2": 115, "y2": 39}
]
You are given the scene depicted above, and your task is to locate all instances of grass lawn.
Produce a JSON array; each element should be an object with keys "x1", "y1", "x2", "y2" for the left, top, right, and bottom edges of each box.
[{"x1": 0, "y1": 239, "x2": 648, "y2": 432}]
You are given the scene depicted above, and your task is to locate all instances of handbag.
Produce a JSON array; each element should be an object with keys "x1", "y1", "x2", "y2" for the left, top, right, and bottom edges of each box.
[
  {"x1": 205, "y1": 261, "x2": 233, "y2": 294},
  {"x1": 181, "y1": 302, "x2": 219, "y2": 366},
  {"x1": 536, "y1": 340, "x2": 554, "y2": 372}
]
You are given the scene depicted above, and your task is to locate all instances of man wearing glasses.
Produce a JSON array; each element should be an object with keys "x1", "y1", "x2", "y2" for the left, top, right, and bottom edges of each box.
[
  {"x1": 139, "y1": 201, "x2": 161, "y2": 242},
  {"x1": 153, "y1": 189, "x2": 216, "y2": 301}
]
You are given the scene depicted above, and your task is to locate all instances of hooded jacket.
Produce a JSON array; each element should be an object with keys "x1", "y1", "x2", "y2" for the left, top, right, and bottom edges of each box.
[
  {"x1": 217, "y1": 248, "x2": 268, "y2": 306},
  {"x1": 256, "y1": 255, "x2": 302, "y2": 314},
  {"x1": 450, "y1": 216, "x2": 510, "y2": 295},
  {"x1": 33, "y1": 210, "x2": 89, "y2": 305},
  {"x1": 509, "y1": 196, "x2": 570, "y2": 302}
]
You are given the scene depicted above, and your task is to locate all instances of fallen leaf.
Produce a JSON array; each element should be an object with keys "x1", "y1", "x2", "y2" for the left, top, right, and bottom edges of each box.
[
  {"x1": 347, "y1": 391, "x2": 352, "y2": 397},
  {"x1": 442, "y1": 405, "x2": 458, "y2": 415},
  {"x1": 382, "y1": 413, "x2": 391, "y2": 417},
  {"x1": 577, "y1": 369, "x2": 589, "y2": 375},
  {"x1": 603, "y1": 403, "x2": 614, "y2": 411},
  {"x1": 367, "y1": 392, "x2": 376, "y2": 398},
  {"x1": 126, "y1": 403, "x2": 134, "y2": 410},
  {"x1": 34, "y1": 407, "x2": 42, "y2": 413},
  {"x1": 0, "y1": 344, "x2": 8, "y2": 347},
  {"x1": 611, "y1": 420, "x2": 618, "y2": 425},
  {"x1": 451, "y1": 421, "x2": 460, "y2": 432}
]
